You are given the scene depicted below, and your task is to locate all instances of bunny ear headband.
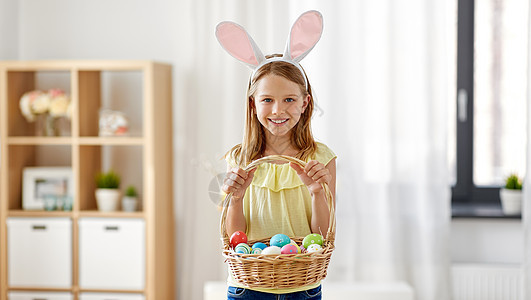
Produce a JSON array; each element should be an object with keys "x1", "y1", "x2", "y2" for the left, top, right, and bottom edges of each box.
[{"x1": 215, "y1": 10, "x2": 324, "y2": 89}]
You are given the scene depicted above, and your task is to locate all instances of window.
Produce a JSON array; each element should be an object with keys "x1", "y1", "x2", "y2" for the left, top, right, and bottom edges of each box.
[{"x1": 451, "y1": 0, "x2": 528, "y2": 210}]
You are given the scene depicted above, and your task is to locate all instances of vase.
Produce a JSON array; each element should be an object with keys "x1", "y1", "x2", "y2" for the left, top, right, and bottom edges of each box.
[
  {"x1": 55, "y1": 116, "x2": 71, "y2": 136},
  {"x1": 122, "y1": 196, "x2": 138, "y2": 212},
  {"x1": 35, "y1": 114, "x2": 57, "y2": 136},
  {"x1": 499, "y1": 188, "x2": 522, "y2": 215},
  {"x1": 95, "y1": 189, "x2": 121, "y2": 212},
  {"x1": 35, "y1": 114, "x2": 70, "y2": 136}
]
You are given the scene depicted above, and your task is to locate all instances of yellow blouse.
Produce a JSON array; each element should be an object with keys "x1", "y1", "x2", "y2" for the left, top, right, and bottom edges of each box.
[{"x1": 225, "y1": 142, "x2": 336, "y2": 294}]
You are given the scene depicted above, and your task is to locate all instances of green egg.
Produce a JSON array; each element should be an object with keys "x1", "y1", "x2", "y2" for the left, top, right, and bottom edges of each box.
[{"x1": 302, "y1": 233, "x2": 323, "y2": 249}]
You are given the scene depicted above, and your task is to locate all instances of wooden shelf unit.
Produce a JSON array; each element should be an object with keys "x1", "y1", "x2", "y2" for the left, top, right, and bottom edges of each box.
[{"x1": 0, "y1": 60, "x2": 175, "y2": 300}]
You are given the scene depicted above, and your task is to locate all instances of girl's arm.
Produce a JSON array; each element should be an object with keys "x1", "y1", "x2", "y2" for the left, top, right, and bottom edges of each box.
[
  {"x1": 222, "y1": 165, "x2": 256, "y2": 236},
  {"x1": 225, "y1": 195, "x2": 246, "y2": 236},
  {"x1": 291, "y1": 158, "x2": 336, "y2": 235}
]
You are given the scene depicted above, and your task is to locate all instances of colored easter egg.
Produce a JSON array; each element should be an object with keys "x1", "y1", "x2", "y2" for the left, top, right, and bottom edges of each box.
[
  {"x1": 288, "y1": 240, "x2": 302, "y2": 253},
  {"x1": 302, "y1": 234, "x2": 323, "y2": 249},
  {"x1": 281, "y1": 244, "x2": 298, "y2": 254},
  {"x1": 252, "y1": 242, "x2": 267, "y2": 250},
  {"x1": 251, "y1": 248, "x2": 263, "y2": 254},
  {"x1": 307, "y1": 244, "x2": 323, "y2": 253},
  {"x1": 261, "y1": 246, "x2": 281, "y2": 255},
  {"x1": 235, "y1": 243, "x2": 251, "y2": 254},
  {"x1": 270, "y1": 234, "x2": 291, "y2": 248},
  {"x1": 230, "y1": 231, "x2": 248, "y2": 248}
]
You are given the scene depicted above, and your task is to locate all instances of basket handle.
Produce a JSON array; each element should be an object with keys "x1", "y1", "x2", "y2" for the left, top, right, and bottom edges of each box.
[{"x1": 220, "y1": 155, "x2": 336, "y2": 244}]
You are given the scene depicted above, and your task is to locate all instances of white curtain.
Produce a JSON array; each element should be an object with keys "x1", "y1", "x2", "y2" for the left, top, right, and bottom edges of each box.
[
  {"x1": 178, "y1": 1, "x2": 452, "y2": 299},
  {"x1": 524, "y1": 2, "x2": 531, "y2": 298},
  {"x1": 310, "y1": 2, "x2": 452, "y2": 300}
]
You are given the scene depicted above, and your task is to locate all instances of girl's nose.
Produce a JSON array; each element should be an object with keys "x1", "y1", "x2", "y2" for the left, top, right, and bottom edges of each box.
[{"x1": 272, "y1": 102, "x2": 284, "y2": 114}]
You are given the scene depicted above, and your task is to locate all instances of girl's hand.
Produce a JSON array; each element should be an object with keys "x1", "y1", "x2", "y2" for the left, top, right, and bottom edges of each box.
[
  {"x1": 222, "y1": 167, "x2": 257, "y2": 200},
  {"x1": 290, "y1": 160, "x2": 331, "y2": 195}
]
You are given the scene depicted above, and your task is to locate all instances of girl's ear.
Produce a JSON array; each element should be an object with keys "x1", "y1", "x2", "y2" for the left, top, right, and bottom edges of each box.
[
  {"x1": 301, "y1": 95, "x2": 310, "y2": 113},
  {"x1": 249, "y1": 97, "x2": 256, "y2": 114},
  {"x1": 216, "y1": 21, "x2": 266, "y2": 69}
]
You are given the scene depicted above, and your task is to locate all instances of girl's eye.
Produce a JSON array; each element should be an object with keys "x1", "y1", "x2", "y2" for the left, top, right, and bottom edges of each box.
[
  {"x1": 262, "y1": 98, "x2": 273, "y2": 103},
  {"x1": 285, "y1": 98, "x2": 295, "y2": 103}
]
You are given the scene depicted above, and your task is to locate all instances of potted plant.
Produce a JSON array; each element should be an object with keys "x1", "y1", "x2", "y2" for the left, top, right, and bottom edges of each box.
[
  {"x1": 95, "y1": 169, "x2": 121, "y2": 212},
  {"x1": 122, "y1": 185, "x2": 139, "y2": 212},
  {"x1": 500, "y1": 173, "x2": 523, "y2": 215}
]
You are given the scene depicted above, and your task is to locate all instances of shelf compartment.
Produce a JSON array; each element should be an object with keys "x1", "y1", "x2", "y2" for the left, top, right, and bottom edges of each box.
[
  {"x1": 7, "y1": 145, "x2": 72, "y2": 210},
  {"x1": 79, "y1": 70, "x2": 143, "y2": 138},
  {"x1": 79, "y1": 145, "x2": 143, "y2": 212},
  {"x1": 7, "y1": 70, "x2": 72, "y2": 137}
]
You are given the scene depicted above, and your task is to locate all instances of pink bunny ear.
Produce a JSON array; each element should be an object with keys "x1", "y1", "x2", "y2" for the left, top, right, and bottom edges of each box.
[
  {"x1": 284, "y1": 10, "x2": 324, "y2": 62},
  {"x1": 216, "y1": 21, "x2": 265, "y2": 68}
]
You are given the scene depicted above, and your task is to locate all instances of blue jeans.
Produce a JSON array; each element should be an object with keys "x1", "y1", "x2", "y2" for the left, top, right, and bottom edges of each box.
[{"x1": 227, "y1": 285, "x2": 321, "y2": 300}]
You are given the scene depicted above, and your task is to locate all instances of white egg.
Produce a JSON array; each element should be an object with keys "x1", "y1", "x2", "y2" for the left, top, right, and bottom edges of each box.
[
  {"x1": 261, "y1": 246, "x2": 281, "y2": 255},
  {"x1": 307, "y1": 244, "x2": 323, "y2": 253}
]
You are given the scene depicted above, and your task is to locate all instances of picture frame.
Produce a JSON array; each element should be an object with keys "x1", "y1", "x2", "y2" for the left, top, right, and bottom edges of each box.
[{"x1": 23, "y1": 167, "x2": 74, "y2": 210}]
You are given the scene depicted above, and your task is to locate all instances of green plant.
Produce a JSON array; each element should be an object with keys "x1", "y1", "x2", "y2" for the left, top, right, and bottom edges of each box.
[
  {"x1": 125, "y1": 185, "x2": 138, "y2": 197},
  {"x1": 95, "y1": 169, "x2": 121, "y2": 189},
  {"x1": 504, "y1": 173, "x2": 523, "y2": 190}
]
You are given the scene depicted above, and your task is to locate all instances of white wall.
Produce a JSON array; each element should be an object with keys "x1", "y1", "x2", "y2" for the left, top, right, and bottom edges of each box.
[
  {"x1": 0, "y1": 0, "x2": 18, "y2": 59},
  {"x1": 452, "y1": 219, "x2": 523, "y2": 264},
  {"x1": 0, "y1": 1, "x2": 525, "y2": 299}
]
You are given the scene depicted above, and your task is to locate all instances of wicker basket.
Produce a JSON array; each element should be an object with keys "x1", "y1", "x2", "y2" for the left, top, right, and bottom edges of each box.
[{"x1": 220, "y1": 155, "x2": 336, "y2": 289}]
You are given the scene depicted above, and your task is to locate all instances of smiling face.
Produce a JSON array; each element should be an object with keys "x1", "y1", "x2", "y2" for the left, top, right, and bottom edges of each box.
[
  {"x1": 236, "y1": 59, "x2": 316, "y2": 164},
  {"x1": 251, "y1": 74, "x2": 310, "y2": 140}
]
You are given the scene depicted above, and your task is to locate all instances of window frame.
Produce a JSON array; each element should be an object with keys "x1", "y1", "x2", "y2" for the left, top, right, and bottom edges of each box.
[{"x1": 453, "y1": 0, "x2": 511, "y2": 215}]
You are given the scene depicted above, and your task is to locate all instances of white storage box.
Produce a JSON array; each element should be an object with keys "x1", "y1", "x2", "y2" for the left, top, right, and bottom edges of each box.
[
  {"x1": 7, "y1": 217, "x2": 72, "y2": 288},
  {"x1": 9, "y1": 291, "x2": 73, "y2": 300},
  {"x1": 79, "y1": 218, "x2": 145, "y2": 290},
  {"x1": 80, "y1": 293, "x2": 145, "y2": 300}
]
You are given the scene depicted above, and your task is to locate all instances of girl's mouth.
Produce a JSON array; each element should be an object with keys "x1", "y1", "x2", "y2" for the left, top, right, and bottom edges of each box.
[{"x1": 269, "y1": 118, "x2": 289, "y2": 125}]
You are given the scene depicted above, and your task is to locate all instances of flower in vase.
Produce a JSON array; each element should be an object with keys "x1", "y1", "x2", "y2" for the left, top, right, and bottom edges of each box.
[
  {"x1": 19, "y1": 91, "x2": 36, "y2": 121},
  {"x1": 19, "y1": 89, "x2": 71, "y2": 122},
  {"x1": 19, "y1": 90, "x2": 47, "y2": 121},
  {"x1": 32, "y1": 92, "x2": 51, "y2": 114},
  {"x1": 66, "y1": 101, "x2": 73, "y2": 119},
  {"x1": 48, "y1": 88, "x2": 65, "y2": 98},
  {"x1": 49, "y1": 94, "x2": 70, "y2": 117}
]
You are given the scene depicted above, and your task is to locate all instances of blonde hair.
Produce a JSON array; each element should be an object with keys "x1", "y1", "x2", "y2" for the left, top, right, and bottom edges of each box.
[{"x1": 226, "y1": 55, "x2": 317, "y2": 167}]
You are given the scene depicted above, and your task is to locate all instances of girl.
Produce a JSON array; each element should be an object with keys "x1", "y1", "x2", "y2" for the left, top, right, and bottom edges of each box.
[{"x1": 217, "y1": 11, "x2": 336, "y2": 299}]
